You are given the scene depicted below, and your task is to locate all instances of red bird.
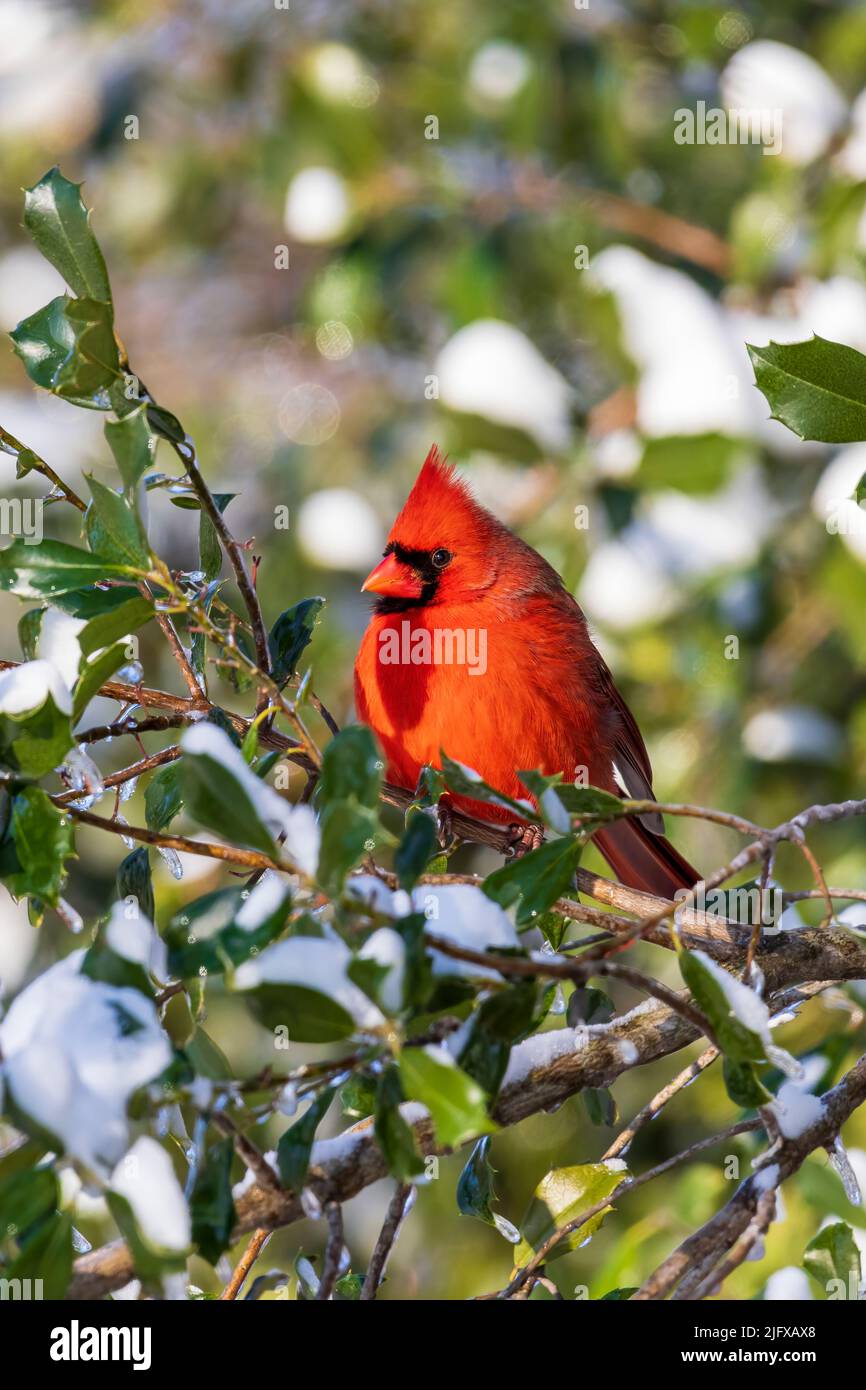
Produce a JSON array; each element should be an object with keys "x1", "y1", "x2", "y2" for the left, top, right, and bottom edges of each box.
[{"x1": 354, "y1": 447, "x2": 698, "y2": 898}]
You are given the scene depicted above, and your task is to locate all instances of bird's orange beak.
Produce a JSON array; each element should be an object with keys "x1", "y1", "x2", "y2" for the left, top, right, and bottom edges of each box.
[{"x1": 361, "y1": 551, "x2": 423, "y2": 599}]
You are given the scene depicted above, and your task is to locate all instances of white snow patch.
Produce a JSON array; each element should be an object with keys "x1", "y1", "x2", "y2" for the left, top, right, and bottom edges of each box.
[
  {"x1": 110, "y1": 1135, "x2": 190, "y2": 1252},
  {"x1": 180, "y1": 723, "x2": 320, "y2": 876},
  {"x1": 770, "y1": 1081, "x2": 825, "y2": 1139},
  {"x1": 233, "y1": 935, "x2": 385, "y2": 1031},
  {"x1": 357, "y1": 927, "x2": 406, "y2": 1014},
  {"x1": 0, "y1": 953, "x2": 172, "y2": 1175},
  {"x1": 0, "y1": 658, "x2": 72, "y2": 716},
  {"x1": 235, "y1": 871, "x2": 290, "y2": 932},
  {"x1": 37, "y1": 608, "x2": 85, "y2": 691},
  {"x1": 105, "y1": 901, "x2": 168, "y2": 980}
]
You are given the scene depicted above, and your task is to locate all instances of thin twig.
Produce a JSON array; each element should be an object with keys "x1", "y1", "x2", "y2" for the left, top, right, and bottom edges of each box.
[
  {"x1": 219, "y1": 1229, "x2": 271, "y2": 1301},
  {"x1": 316, "y1": 1203, "x2": 344, "y2": 1301},
  {"x1": 360, "y1": 1184, "x2": 415, "y2": 1300}
]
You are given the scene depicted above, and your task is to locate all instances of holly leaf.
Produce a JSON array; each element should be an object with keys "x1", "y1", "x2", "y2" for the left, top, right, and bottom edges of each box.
[
  {"x1": 399, "y1": 1046, "x2": 495, "y2": 1149},
  {"x1": 105, "y1": 406, "x2": 158, "y2": 493},
  {"x1": 0, "y1": 788, "x2": 75, "y2": 905},
  {"x1": 11, "y1": 295, "x2": 119, "y2": 410},
  {"x1": 190, "y1": 1137, "x2": 236, "y2": 1266},
  {"x1": 269, "y1": 598, "x2": 326, "y2": 686},
  {"x1": 747, "y1": 336, "x2": 866, "y2": 443},
  {"x1": 23, "y1": 168, "x2": 111, "y2": 302},
  {"x1": 514, "y1": 1162, "x2": 629, "y2": 1267},
  {"x1": 85, "y1": 475, "x2": 150, "y2": 568},
  {"x1": 0, "y1": 539, "x2": 131, "y2": 598},
  {"x1": 483, "y1": 834, "x2": 583, "y2": 926}
]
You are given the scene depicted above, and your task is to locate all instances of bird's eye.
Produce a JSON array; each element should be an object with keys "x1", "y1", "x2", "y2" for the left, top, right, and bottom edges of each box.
[{"x1": 431, "y1": 548, "x2": 452, "y2": 569}]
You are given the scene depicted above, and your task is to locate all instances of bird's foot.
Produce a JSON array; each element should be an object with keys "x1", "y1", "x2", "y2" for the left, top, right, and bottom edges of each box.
[
  {"x1": 436, "y1": 799, "x2": 458, "y2": 851},
  {"x1": 506, "y1": 822, "x2": 545, "y2": 859}
]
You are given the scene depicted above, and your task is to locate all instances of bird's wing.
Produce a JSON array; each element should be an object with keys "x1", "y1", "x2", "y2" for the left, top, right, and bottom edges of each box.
[{"x1": 597, "y1": 660, "x2": 665, "y2": 834}]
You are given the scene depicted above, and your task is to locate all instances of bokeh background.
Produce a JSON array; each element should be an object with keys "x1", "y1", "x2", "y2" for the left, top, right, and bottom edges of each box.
[{"x1": 1, "y1": 0, "x2": 866, "y2": 1299}]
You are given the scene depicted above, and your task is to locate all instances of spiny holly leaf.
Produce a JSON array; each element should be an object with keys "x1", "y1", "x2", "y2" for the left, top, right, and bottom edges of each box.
[
  {"x1": 747, "y1": 336, "x2": 866, "y2": 444},
  {"x1": 399, "y1": 1045, "x2": 495, "y2": 1149},
  {"x1": 11, "y1": 295, "x2": 119, "y2": 410},
  {"x1": 23, "y1": 168, "x2": 111, "y2": 303},
  {"x1": 514, "y1": 1162, "x2": 629, "y2": 1268},
  {"x1": 85, "y1": 476, "x2": 150, "y2": 568},
  {"x1": 0, "y1": 539, "x2": 131, "y2": 598},
  {"x1": 0, "y1": 788, "x2": 75, "y2": 905},
  {"x1": 105, "y1": 405, "x2": 158, "y2": 493}
]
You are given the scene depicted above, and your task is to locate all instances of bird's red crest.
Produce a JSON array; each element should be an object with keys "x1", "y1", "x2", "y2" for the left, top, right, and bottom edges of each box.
[{"x1": 387, "y1": 446, "x2": 495, "y2": 551}]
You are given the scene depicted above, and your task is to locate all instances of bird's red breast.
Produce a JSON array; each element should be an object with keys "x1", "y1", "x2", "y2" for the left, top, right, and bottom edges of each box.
[{"x1": 354, "y1": 446, "x2": 698, "y2": 897}]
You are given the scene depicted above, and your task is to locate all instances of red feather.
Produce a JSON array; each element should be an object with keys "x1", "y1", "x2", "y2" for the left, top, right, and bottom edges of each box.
[{"x1": 355, "y1": 447, "x2": 699, "y2": 898}]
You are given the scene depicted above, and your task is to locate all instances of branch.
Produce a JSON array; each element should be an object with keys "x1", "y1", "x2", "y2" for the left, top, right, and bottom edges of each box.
[
  {"x1": 66, "y1": 949, "x2": 865, "y2": 1299},
  {"x1": 633, "y1": 1050, "x2": 866, "y2": 1299}
]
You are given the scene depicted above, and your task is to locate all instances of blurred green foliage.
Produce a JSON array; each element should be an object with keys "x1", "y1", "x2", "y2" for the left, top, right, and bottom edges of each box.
[{"x1": 1, "y1": 0, "x2": 866, "y2": 1300}]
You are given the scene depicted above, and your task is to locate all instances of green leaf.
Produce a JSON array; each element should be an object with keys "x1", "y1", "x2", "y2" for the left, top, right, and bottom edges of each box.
[
  {"x1": 145, "y1": 762, "x2": 183, "y2": 832},
  {"x1": 374, "y1": 1067, "x2": 424, "y2": 1182},
  {"x1": 24, "y1": 168, "x2": 111, "y2": 302},
  {"x1": 567, "y1": 987, "x2": 615, "y2": 1026},
  {"x1": 11, "y1": 295, "x2": 119, "y2": 409},
  {"x1": 514, "y1": 1162, "x2": 629, "y2": 1268},
  {"x1": 244, "y1": 981, "x2": 357, "y2": 1044},
  {"x1": 17, "y1": 608, "x2": 43, "y2": 660},
  {"x1": 394, "y1": 810, "x2": 438, "y2": 891},
  {"x1": 0, "y1": 688, "x2": 72, "y2": 779},
  {"x1": 199, "y1": 492, "x2": 235, "y2": 584},
  {"x1": 0, "y1": 538, "x2": 131, "y2": 599},
  {"x1": 6, "y1": 1210, "x2": 73, "y2": 1300},
  {"x1": 48, "y1": 582, "x2": 142, "y2": 619},
  {"x1": 804, "y1": 1221, "x2": 861, "y2": 1295},
  {"x1": 399, "y1": 1046, "x2": 495, "y2": 1149},
  {"x1": 678, "y1": 949, "x2": 766, "y2": 1065},
  {"x1": 639, "y1": 433, "x2": 749, "y2": 494},
  {"x1": 269, "y1": 598, "x2": 326, "y2": 686},
  {"x1": 105, "y1": 405, "x2": 157, "y2": 492},
  {"x1": 583, "y1": 1088, "x2": 618, "y2": 1126},
  {"x1": 180, "y1": 743, "x2": 279, "y2": 859},
  {"x1": 483, "y1": 834, "x2": 583, "y2": 926},
  {"x1": 440, "y1": 752, "x2": 532, "y2": 819},
  {"x1": 72, "y1": 640, "x2": 128, "y2": 721},
  {"x1": 164, "y1": 884, "x2": 290, "y2": 979},
  {"x1": 277, "y1": 1086, "x2": 336, "y2": 1192},
  {"x1": 1, "y1": 788, "x2": 75, "y2": 905},
  {"x1": 117, "y1": 846, "x2": 154, "y2": 924},
  {"x1": 722, "y1": 1057, "x2": 772, "y2": 1108},
  {"x1": 747, "y1": 336, "x2": 866, "y2": 443},
  {"x1": 0, "y1": 1167, "x2": 58, "y2": 1242},
  {"x1": 318, "y1": 725, "x2": 382, "y2": 809},
  {"x1": 317, "y1": 800, "x2": 380, "y2": 897},
  {"x1": 456, "y1": 1136, "x2": 500, "y2": 1226},
  {"x1": 106, "y1": 1190, "x2": 187, "y2": 1285},
  {"x1": 341, "y1": 1074, "x2": 377, "y2": 1120},
  {"x1": 78, "y1": 594, "x2": 152, "y2": 658},
  {"x1": 458, "y1": 981, "x2": 541, "y2": 1096},
  {"x1": 190, "y1": 1137, "x2": 236, "y2": 1266},
  {"x1": 85, "y1": 475, "x2": 150, "y2": 568}
]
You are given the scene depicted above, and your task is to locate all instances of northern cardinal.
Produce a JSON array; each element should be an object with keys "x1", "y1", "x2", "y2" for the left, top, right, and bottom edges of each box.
[{"x1": 354, "y1": 447, "x2": 698, "y2": 898}]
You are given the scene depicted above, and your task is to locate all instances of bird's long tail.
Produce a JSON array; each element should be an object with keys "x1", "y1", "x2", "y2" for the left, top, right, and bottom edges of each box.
[{"x1": 592, "y1": 816, "x2": 699, "y2": 900}]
